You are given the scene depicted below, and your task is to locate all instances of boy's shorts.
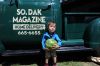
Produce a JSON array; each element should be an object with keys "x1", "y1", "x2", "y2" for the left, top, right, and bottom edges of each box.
[{"x1": 45, "y1": 49, "x2": 57, "y2": 58}]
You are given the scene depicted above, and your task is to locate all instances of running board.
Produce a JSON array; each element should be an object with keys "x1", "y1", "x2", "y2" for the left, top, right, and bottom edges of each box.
[
  {"x1": 57, "y1": 46, "x2": 93, "y2": 53},
  {"x1": 1, "y1": 46, "x2": 93, "y2": 57},
  {"x1": 1, "y1": 50, "x2": 40, "y2": 57}
]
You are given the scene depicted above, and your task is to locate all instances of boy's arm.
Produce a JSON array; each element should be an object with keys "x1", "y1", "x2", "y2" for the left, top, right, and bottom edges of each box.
[
  {"x1": 55, "y1": 34, "x2": 62, "y2": 47},
  {"x1": 42, "y1": 34, "x2": 50, "y2": 51},
  {"x1": 42, "y1": 34, "x2": 46, "y2": 49}
]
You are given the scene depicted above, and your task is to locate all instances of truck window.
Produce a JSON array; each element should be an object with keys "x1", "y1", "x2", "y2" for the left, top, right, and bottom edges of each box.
[{"x1": 61, "y1": 1, "x2": 100, "y2": 40}]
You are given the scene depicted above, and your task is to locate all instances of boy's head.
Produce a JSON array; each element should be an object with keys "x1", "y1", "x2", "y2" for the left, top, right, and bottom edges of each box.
[{"x1": 47, "y1": 21, "x2": 56, "y2": 33}]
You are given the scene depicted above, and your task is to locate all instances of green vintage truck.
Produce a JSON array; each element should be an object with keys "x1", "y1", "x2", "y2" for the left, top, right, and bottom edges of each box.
[{"x1": 0, "y1": 0, "x2": 100, "y2": 57}]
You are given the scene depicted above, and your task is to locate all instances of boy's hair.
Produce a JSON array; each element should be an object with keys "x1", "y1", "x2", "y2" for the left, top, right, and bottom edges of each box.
[{"x1": 47, "y1": 21, "x2": 56, "y2": 28}]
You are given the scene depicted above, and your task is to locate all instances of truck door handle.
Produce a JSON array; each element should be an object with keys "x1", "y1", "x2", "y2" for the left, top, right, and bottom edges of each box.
[
  {"x1": 9, "y1": 0, "x2": 18, "y2": 8},
  {"x1": 42, "y1": 5, "x2": 51, "y2": 11}
]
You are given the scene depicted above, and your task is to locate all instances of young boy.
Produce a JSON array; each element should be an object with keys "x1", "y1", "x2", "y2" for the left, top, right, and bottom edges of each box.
[{"x1": 42, "y1": 21, "x2": 62, "y2": 66}]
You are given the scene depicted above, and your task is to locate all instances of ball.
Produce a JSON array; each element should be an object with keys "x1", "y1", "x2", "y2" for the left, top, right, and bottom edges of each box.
[{"x1": 46, "y1": 39, "x2": 58, "y2": 49}]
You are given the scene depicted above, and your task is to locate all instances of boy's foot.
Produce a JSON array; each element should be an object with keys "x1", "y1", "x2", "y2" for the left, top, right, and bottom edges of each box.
[
  {"x1": 44, "y1": 63, "x2": 49, "y2": 66},
  {"x1": 53, "y1": 63, "x2": 57, "y2": 66}
]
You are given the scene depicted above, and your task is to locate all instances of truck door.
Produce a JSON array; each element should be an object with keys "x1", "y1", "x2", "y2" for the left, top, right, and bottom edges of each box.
[
  {"x1": 0, "y1": 0, "x2": 62, "y2": 41},
  {"x1": 0, "y1": 0, "x2": 62, "y2": 49}
]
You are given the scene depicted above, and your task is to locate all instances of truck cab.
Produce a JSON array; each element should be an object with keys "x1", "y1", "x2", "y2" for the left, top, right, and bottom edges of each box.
[{"x1": 0, "y1": 0, "x2": 100, "y2": 57}]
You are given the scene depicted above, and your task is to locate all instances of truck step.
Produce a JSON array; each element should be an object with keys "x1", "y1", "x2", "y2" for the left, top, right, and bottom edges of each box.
[
  {"x1": 57, "y1": 46, "x2": 93, "y2": 53},
  {"x1": 2, "y1": 50, "x2": 40, "y2": 57},
  {"x1": 1, "y1": 46, "x2": 93, "y2": 57}
]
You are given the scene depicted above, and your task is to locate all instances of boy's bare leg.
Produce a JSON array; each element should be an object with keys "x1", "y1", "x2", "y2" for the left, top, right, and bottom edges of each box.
[
  {"x1": 44, "y1": 58, "x2": 49, "y2": 66},
  {"x1": 45, "y1": 58, "x2": 49, "y2": 64},
  {"x1": 53, "y1": 56, "x2": 57, "y2": 63}
]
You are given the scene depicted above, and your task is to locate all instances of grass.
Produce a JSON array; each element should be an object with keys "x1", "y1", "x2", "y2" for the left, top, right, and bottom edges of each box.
[
  {"x1": 57, "y1": 61, "x2": 98, "y2": 66},
  {"x1": 10, "y1": 61, "x2": 99, "y2": 66},
  {"x1": 1, "y1": 55, "x2": 99, "y2": 66}
]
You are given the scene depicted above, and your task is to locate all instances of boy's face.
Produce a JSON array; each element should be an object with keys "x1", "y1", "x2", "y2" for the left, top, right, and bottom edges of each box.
[{"x1": 48, "y1": 23, "x2": 56, "y2": 33}]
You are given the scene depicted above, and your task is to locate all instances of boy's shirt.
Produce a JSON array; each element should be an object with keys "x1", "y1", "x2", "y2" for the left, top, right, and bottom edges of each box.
[{"x1": 42, "y1": 32, "x2": 62, "y2": 49}]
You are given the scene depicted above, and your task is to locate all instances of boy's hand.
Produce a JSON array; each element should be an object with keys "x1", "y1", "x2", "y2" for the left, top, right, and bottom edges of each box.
[
  {"x1": 51, "y1": 44, "x2": 60, "y2": 50},
  {"x1": 52, "y1": 44, "x2": 56, "y2": 47},
  {"x1": 56, "y1": 45, "x2": 60, "y2": 48}
]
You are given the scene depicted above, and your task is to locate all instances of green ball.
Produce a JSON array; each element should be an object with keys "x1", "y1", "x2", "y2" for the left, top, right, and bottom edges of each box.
[{"x1": 46, "y1": 39, "x2": 57, "y2": 49}]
